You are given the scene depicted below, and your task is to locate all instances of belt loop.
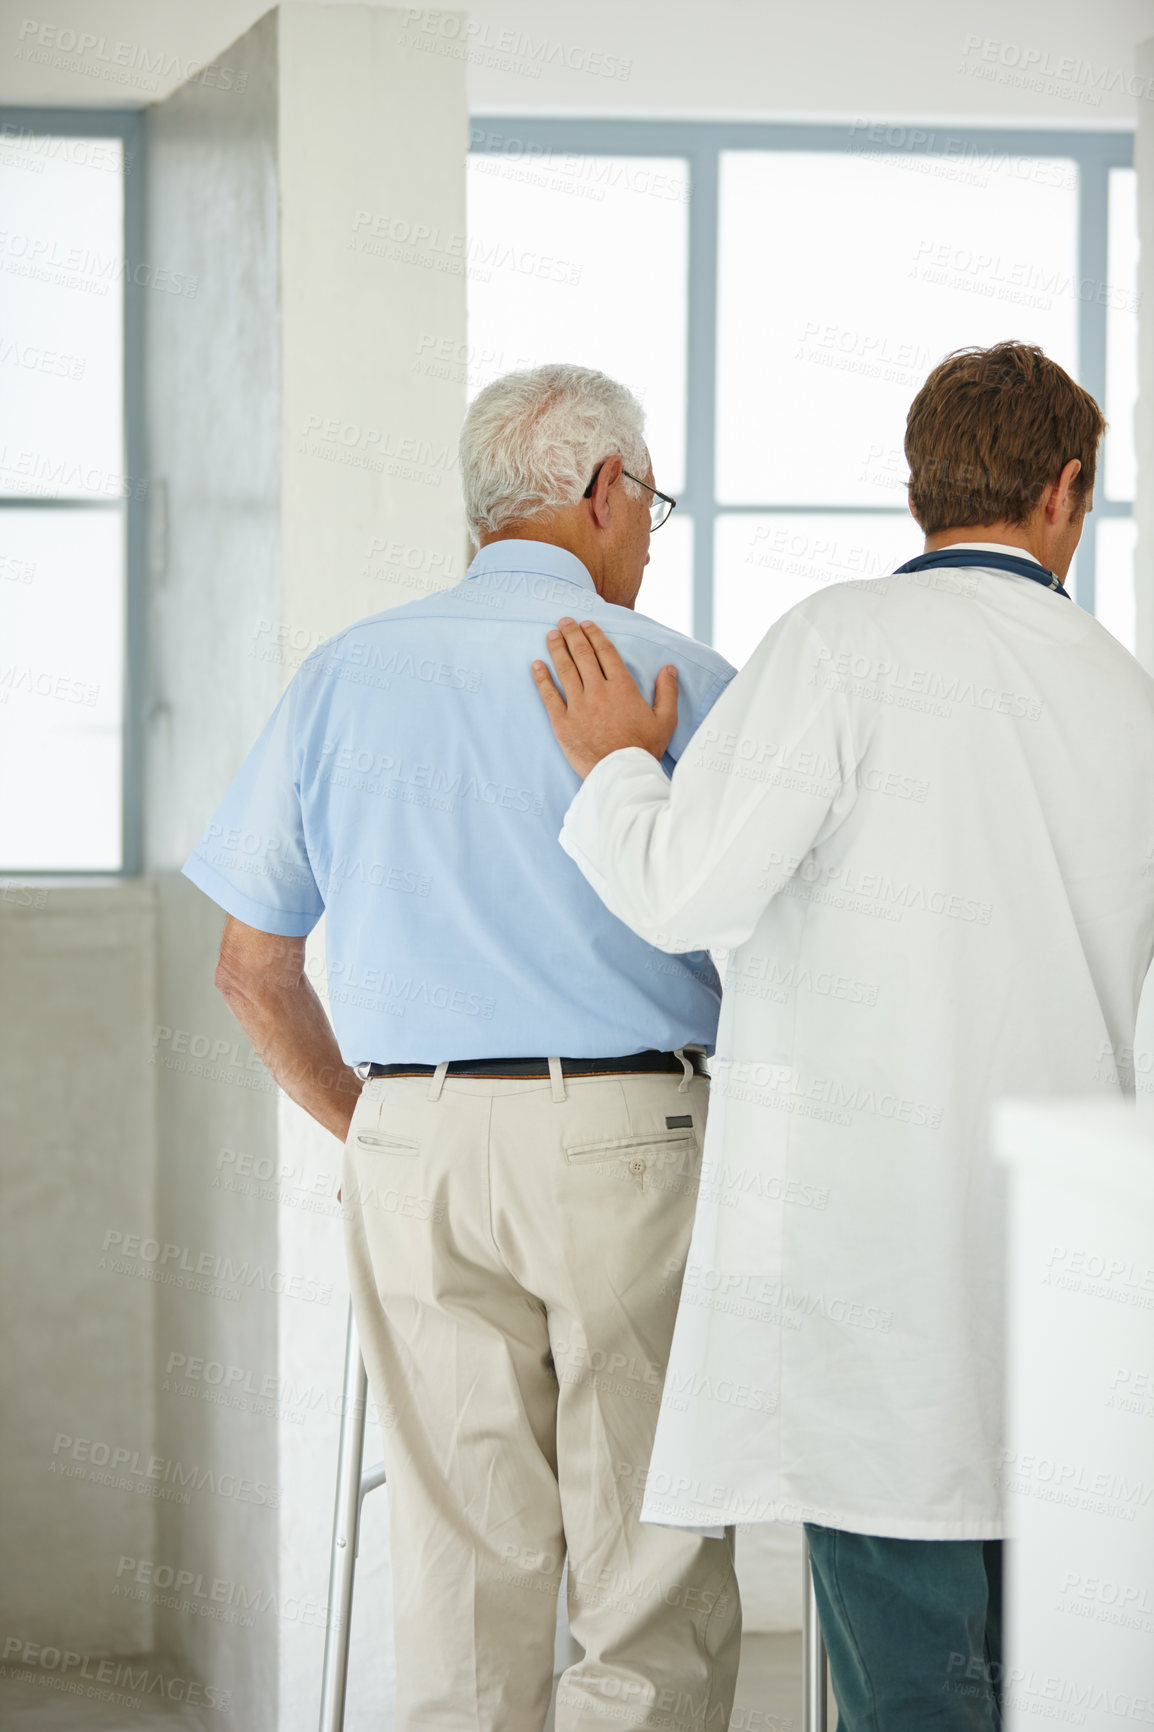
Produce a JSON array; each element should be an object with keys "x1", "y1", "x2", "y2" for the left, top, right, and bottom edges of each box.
[
  {"x1": 674, "y1": 1047, "x2": 693, "y2": 1093},
  {"x1": 548, "y1": 1056, "x2": 566, "y2": 1104},
  {"x1": 427, "y1": 1061, "x2": 449, "y2": 1102}
]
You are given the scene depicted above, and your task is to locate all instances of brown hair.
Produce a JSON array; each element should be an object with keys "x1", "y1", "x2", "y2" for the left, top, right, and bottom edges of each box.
[{"x1": 905, "y1": 342, "x2": 1106, "y2": 534}]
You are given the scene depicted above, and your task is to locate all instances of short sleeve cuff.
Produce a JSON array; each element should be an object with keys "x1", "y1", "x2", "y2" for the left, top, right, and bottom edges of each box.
[{"x1": 181, "y1": 853, "x2": 322, "y2": 938}]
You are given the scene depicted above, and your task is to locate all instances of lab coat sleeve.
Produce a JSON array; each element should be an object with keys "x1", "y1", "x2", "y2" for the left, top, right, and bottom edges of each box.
[{"x1": 559, "y1": 607, "x2": 860, "y2": 955}]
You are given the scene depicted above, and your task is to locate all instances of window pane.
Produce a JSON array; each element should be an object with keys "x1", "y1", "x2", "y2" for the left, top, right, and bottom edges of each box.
[
  {"x1": 717, "y1": 151, "x2": 1078, "y2": 504},
  {"x1": 1104, "y1": 168, "x2": 1138, "y2": 502},
  {"x1": 467, "y1": 149, "x2": 688, "y2": 493},
  {"x1": 0, "y1": 509, "x2": 124, "y2": 869},
  {"x1": 713, "y1": 511, "x2": 919, "y2": 667},
  {"x1": 1095, "y1": 517, "x2": 1137, "y2": 654},
  {"x1": 636, "y1": 512, "x2": 693, "y2": 638},
  {"x1": 0, "y1": 134, "x2": 125, "y2": 500}
]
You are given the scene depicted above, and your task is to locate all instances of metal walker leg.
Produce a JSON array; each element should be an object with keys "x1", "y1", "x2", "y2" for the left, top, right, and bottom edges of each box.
[
  {"x1": 318, "y1": 1302, "x2": 388, "y2": 1732},
  {"x1": 321, "y1": 1302, "x2": 830, "y2": 1729},
  {"x1": 802, "y1": 1531, "x2": 830, "y2": 1730}
]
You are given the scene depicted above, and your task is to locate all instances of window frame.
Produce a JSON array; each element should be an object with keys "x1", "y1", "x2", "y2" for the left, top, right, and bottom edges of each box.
[
  {"x1": 469, "y1": 119, "x2": 1134, "y2": 636},
  {"x1": 0, "y1": 105, "x2": 144, "y2": 877}
]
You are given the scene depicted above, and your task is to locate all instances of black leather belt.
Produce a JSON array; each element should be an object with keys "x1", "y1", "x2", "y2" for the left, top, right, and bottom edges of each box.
[{"x1": 363, "y1": 1049, "x2": 707, "y2": 1081}]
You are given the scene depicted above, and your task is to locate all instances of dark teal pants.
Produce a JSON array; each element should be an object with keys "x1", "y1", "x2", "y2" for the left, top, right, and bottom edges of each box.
[{"x1": 804, "y1": 1525, "x2": 1003, "y2": 1730}]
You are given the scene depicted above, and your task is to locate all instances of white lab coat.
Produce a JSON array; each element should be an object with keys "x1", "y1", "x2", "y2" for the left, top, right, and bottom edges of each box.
[{"x1": 560, "y1": 558, "x2": 1154, "y2": 1539}]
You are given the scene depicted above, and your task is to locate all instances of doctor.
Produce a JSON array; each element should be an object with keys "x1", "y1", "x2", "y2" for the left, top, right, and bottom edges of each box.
[{"x1": 531, "y1": 342, "x2": 1154, "y2": 1729}]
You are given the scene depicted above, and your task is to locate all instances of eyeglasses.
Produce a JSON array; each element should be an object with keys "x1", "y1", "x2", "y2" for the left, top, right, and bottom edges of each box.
[{"x1": 583, "y1": 463, "x2": 677, "y2": 532}]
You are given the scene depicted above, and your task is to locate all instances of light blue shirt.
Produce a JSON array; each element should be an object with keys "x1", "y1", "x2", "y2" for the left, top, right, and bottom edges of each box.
[{"x1": 183, "y1": 539, "x2": 736, "y2": 1064}]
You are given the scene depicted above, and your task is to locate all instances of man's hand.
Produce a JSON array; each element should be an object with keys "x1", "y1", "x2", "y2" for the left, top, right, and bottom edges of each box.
[{"x1": 531, "y1": 617, "x2": 679, "y2": 779}]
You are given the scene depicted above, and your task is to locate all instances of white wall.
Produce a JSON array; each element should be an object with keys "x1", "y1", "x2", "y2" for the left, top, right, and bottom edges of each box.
[
  {"x1": 1136, "y1": 34, "x2": 1154, "y2": 675},
  {"x1": 2, "y1": 0, "x2": 1152, "y2": 125},
  {"x1": 0, "y1": 882, "x2": 157, "y2": 1653}
]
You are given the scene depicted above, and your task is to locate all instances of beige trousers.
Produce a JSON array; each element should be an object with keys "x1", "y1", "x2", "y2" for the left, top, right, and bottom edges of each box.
[{"x1": 341, "y1": 1063, "x2": 741, "y2": 1732}]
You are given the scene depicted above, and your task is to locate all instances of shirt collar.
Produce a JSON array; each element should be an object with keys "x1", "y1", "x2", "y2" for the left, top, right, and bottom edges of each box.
[
  {"x1": 465, "y1": 538, "x2": 597, "y2": 594},
  {"x1": 936, "y1": 540, "x2": 1043, "y2": 567}
]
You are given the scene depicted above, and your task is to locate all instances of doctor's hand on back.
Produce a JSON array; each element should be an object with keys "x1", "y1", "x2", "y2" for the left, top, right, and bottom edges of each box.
[{"x1": 532, "y1": 616, "x2": 679, "y2": 778}]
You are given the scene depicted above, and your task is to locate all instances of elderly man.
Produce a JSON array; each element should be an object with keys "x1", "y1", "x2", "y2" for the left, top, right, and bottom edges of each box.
[
  {"x1": 533, "y1": 343, "x2": 1154, "y2": 1730},
  {"x1": 183, "y1": 364, "x2": 741, "y2": 1728}
]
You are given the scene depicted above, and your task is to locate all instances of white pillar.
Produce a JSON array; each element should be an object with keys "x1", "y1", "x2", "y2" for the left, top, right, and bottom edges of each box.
[{"x1": 144, "y1": 10, "x2": 465, "y2": 1727}]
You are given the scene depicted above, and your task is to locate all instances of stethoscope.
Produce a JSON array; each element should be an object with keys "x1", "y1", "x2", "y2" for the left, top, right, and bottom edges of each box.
[{"x1": 894, "y1": 547, "x2": 1070, "y2": 597}]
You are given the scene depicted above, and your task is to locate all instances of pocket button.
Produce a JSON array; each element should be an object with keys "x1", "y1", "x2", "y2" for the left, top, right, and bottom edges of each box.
[{"x1": 629, "y1": 1159, "x2": 646, "y2": 1175}]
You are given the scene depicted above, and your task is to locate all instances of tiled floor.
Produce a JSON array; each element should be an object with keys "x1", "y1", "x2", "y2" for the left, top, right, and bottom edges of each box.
[{"x1": 0, "y1": 1633, "x2": 832, "y2": 1728}]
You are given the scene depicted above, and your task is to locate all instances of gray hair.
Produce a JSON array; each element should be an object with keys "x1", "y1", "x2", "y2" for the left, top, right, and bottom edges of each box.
[{"x1": 459, "y1": 363, "x2": 648, "y2": 541}]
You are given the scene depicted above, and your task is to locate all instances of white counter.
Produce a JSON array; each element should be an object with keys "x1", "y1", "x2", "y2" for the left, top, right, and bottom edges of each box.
[{"x1": 994, "y1": 1100, "x2": 1154, "y2": 1730}]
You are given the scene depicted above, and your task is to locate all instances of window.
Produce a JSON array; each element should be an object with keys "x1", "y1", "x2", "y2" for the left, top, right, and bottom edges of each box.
[
  {"x1": 466, "y1": 142, "x2": 693, "y2": 634},
  {"x1": 468, "y1": 122, "x2": 1135, "y2": 665},
  {"x1": 0, "y1": 110, "x2": 141, "y2": 872}
]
